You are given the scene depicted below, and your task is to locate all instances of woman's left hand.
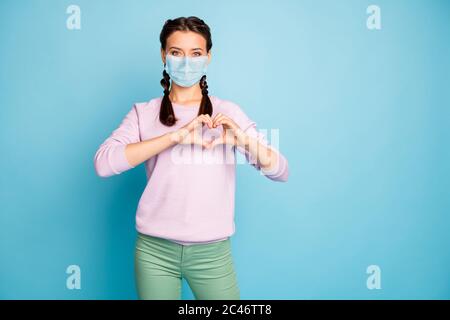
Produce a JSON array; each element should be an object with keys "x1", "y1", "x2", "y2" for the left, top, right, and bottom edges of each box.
[{"x1": 206, "y1": 113, "x2": 248, "y2": 149}]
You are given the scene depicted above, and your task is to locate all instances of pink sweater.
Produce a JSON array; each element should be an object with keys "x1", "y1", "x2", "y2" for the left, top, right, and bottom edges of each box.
[{"x1": 94, "y1": 95, "x2": 289, "y2": 245}]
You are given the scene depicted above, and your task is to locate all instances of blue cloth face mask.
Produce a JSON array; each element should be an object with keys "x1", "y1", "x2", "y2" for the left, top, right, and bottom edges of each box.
[{"x1": 164, "y1": 53, "x2": 209, "y2": 87}]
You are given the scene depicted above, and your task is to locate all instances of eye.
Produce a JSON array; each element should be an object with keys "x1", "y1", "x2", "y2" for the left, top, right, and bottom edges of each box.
[
  {"x1": 192, "y1": 52, "x2": 202, "y2": 57},
  {"x1": 170, "y1": 50, "x2": 181, "y2": 56}
]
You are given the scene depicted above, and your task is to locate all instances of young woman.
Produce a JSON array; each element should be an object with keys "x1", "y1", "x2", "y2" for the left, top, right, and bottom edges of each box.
[{"x1": 94, "y1": 16, "x2": 289, "y2": 300}]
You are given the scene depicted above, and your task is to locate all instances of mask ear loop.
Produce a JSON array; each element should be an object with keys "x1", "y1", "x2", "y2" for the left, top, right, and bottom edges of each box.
[
  {"x1": 162, "y1": 61, "x2": 171, "y2": 96},
  {"x1": 163, "y1": 60, "x2": 167, "y2": 73}
]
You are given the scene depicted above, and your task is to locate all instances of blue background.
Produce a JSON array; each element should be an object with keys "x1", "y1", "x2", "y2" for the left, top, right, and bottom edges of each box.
[{"x1": 0, "y1": 0, "x2": 449, "y2": 299}]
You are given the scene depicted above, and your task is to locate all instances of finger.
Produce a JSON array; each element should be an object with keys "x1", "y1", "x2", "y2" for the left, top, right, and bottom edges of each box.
[
  {"x1": 196, "y1": 115, "x2": 211, "y2": 130},
  {"x1": 192, "y1": 119, "x2": 202, "y2": 131},
  {"x1": 202, "y1": 139, "x2": 213, "y2": 149},
  {"x1": 212, "y1": 113, "x2": 225, "y2": 126},
  {"x1": 208, "y1": 138, "x2": 222, "y2": 149},
  {"x1": 212, "y1": 112, "x2": 222, "y2": 122},
  {"x1": 204, "y1": 114, "x2": 214, "y2": 128},
  {"x1": 222, "y1": 116, "x2": 237, "y2": 128},
  {"x1": 213, "y1": 114, "x2": 237, "y2": 130},
  {"x1": 193, "y1": 115, "x2": 204, "y2": 128},
  {"x1": 197, "y1": 115, "x2": 206, "y2": 126},
  {"x1": 214, "y1": 116, "x2": 235, "y2": 130},
  {"x1": 200, "y1": 136, "x2": 215, "y2": 149},
  {"x1": 212, "y1": 114, "x2": 226, "y2": 127},
  {"x1": 198, "y1": 114, "x2": 213, "y2": 128}
]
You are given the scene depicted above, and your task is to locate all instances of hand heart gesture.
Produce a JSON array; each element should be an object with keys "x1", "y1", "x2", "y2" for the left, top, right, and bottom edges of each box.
[
  {"x1": 170, "y1": 114, "x2": 214, "y2": 148},
  {"x1": 207, "y1": 113, "x2": 247, "y2": 149}
]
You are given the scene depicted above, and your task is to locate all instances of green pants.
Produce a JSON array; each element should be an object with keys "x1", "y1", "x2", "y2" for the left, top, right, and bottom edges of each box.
[{"x1": 134, "y1": 232, "x2": 240, "y2": 300}]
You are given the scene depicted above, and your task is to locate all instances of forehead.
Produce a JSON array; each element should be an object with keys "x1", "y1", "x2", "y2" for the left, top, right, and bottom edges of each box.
[{"x1": 166, "y1": 31, "x2": 207, "y2": 51}]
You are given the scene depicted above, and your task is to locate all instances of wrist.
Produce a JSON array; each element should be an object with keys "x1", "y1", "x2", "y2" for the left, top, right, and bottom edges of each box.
[
  {"x1": 235, "y1": 129, "x2": 250, "y2": 148},
  {"x1": 169, "y1": 128, "x2": 185, "y2": 144}
]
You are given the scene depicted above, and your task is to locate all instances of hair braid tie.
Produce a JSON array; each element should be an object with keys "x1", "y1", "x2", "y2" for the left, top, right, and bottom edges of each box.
[
  {"x1": 161, "y1": 69, "x2": 171, "y2": 96},
  {"x1": 200, "y1": 75, "x2": 208, "y2": 95}
]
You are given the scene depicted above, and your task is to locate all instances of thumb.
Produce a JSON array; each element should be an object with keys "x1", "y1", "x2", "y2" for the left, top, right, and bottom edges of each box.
[{"x1": 206, "y1": 138, "x2": 219, "y2": 149}]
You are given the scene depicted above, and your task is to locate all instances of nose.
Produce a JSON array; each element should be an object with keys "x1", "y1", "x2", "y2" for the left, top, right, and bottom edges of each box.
[{"x1": 181, "y1": 57, "x2": 192, "y2": 72}]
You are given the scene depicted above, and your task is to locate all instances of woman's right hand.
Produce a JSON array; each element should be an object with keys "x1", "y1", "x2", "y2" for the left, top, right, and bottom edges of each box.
[{"x1": 170, "y1": 114, "x2": 214, "y2": 148}]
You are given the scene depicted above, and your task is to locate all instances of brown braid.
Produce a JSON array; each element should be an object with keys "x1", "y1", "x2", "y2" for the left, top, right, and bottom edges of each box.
[
  {"x1": 159, "y1": 69, "x2": 177, "y2": 126},
  {"x1": 198, "y1": 75, "x2": 213, "y2": 116}
]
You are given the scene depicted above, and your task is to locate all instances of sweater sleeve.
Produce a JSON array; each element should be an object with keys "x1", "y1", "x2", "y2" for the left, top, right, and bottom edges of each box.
[
  {"x1": 228, "y1": 101, "x2": 289, "y2": 182},
  {"x1": 93, "y1": 104, "x2": 141, "y2": 177}
]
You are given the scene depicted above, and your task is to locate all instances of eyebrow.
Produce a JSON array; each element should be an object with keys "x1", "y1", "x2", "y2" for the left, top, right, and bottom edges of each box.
[{"x1": 168, "y1": 46, "x2": 203, "y2": 51}]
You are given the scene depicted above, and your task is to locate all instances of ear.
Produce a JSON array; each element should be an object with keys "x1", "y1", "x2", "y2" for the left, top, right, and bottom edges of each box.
[{"x1": 207, "y1": 50, "x2": 212, "y2": 65}]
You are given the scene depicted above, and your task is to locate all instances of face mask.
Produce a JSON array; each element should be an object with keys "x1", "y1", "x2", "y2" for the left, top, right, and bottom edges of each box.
[{"x1": 164, "y1": 53, "x2": 209, "y2": 87}]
